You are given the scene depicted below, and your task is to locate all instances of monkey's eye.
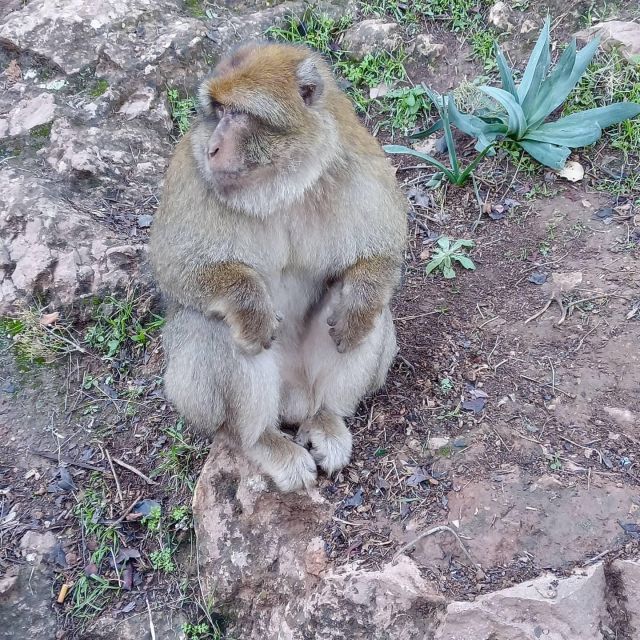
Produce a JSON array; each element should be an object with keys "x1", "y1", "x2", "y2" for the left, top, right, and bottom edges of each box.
[{"x1": 209, "y1": 99, "x2": 224, "y2": 120}]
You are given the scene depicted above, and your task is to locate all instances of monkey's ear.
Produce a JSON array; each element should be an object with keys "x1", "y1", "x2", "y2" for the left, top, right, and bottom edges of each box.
[
  {"x1": 197, "y1": 79, "x2": 219, "y2": 116},
  {"x1": 297, "y1": 57, "x2": 324, "y2": 106}
]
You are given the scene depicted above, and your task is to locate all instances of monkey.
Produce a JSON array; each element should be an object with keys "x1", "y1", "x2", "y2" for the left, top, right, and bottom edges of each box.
[{"x1": 149, "y1": 42, "x2": 407, "y2": 492}]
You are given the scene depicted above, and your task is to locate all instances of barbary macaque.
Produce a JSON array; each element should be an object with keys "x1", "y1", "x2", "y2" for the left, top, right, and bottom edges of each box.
[{"x1": 150, "y1": 43, "x2": 406, "y2": 491}]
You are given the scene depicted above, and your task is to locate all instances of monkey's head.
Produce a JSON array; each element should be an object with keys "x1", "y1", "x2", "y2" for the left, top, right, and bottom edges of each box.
[{"x1": 192, "y1": 43, "x2": 344, "y2": 217}]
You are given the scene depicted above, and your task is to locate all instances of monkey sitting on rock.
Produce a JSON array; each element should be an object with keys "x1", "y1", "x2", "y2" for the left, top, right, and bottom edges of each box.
[{"x1": 150, "y1": 43, "x2": 407, "y2": 491}]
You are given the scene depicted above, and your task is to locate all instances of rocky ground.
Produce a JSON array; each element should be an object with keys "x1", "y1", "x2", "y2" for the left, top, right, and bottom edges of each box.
[{"x1": 1, "y1": 1, "x2": 639, "y2": 639}]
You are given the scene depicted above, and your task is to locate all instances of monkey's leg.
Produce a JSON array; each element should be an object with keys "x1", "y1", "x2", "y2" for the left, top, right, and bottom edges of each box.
[
  {"x1": 164, "y1": 308, "x2": 316, "y2": 492},
  {"x1": 294, "y1": 297, "x2": 397, "y2": 475}
]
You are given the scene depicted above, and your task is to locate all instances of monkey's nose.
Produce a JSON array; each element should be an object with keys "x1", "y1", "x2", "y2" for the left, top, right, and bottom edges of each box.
[{"x1": 209, "y1": 147, "x2": 220, "y2": 158}]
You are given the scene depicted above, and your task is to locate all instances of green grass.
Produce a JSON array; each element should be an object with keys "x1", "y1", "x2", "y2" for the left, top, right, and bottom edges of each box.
[
  {"x1": 337, "y1": 50, "x2": 407, "y2": 89},
  {"x1": 267, "y1": 7, "x2": 352, "y2": 56},
  {"x1": 152, "y1": 419, "x2": 208, "y2": 491},
  {"x1": 185, "y1": 0, "x2": 206, "y2": 18},
  {"x1": 564, "y1": 50, "x2": 640, "y2": 156},
  {"x1": 84, "y1": 293, "x2": 164, "y2": 360},
  {"x1": 167, "y1": 88, "x2": 197, "y2": 136},
  {"x1": 360, "y1": 0, "x2": 486, "y2": 29},
  {"x1": 89, "y1": 79, "x2": 109, "y2": 98},
  {"x1": 70, "y1": 481, "x2": 122, "y2": 620},
  {"x1": 380, "y1": 85, "x2": 431, "y2": 133},
  {"x1": 150, "y1": 547, "x2": 176, "y2": 573},
  {"x1": 182, "y1": 622, "x2": 222, "y2": 640}
]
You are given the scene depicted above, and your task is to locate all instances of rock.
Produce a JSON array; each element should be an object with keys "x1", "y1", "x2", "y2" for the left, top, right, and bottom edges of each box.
[
  {"x1": 341, "y1": 19, "x2": 403, "y2": 62},
  {"x1": 604, "y1": 407, "x2": 636, "y2": 425},
  {"x1": 576, "y1": 21, "x2": 640, "y2": 63},
  {"x1": 193, "y1": 439, "x2": 446, "y2": 639},
  {"x1": 428, "y1": 436, "x2": 451, "y2": 450},
  {"x1": 0, "y1": 93, "x2": 56, "y2": 139},
  {"x1": 520, "y1": 18, "x2": 537, "y2": 34},
  {"x1": 0, "y1": 531, "x2": 59, "y2": 640},
  {"x1": 488, "y1": 1, "x2": 513, "y2": 32},
  {"x1": 89, "y1": 611, "x2": 188, "y2": 640},
  {"x1": 118, "y1": 86, "x2": 157, "y2": 120},
  {"x1": 612, "y1": 559, "x2": 640, "y2": 632},
  {"x1": 436, "y1": 564, "x2": 610, "y2": 640},
  {"x1": 413, "y1": 34, "x2": 445, "y2": 61}
]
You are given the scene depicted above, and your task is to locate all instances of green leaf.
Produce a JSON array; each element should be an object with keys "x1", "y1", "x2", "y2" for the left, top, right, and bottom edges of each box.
[
  {"x1": 523, "y1": 119, "x2": 602, "y2": 147},
  {"x1": 453, "y1": 255, "x2": 476, "y2": 270},
  {"x1": 517, "y1": 16, "x2": 551, "y2": 105},
  {"x1": 451, "y1": 239, "x2": 475, "y2": 251},
  {"x1": 437, "y1": 237, "x2": 451, "y2": 251},
  {"x1": 410, "y1": 119, "x2": 444, "y2": 139},
  {"x1": 383, "y1": 144, "x2": 454, "y2": 180},
  {"x1": 495, "y1": 45, "x2": 518, "y2": 98},
  {"x1": 426, "y1": 257, "x2": 443, "y2": 275},
  {"x1": 553, "y1": 103, "x2": 640, "y2": 131},
  {"x1": 480, "y1": 86, "x2": 528, "y2": 139},
  {"x1": 441, "y1": 99, "x2": 459, "y2": 177},
  {"x1": 448, "y1": 98, "x2": 508, "y2": 144},
  {"x1": 518, "y1": 139, "x2": 571, "y2": 169},
  {"x1": 443, "y1": 264, "x2": 456, "y2": 279}
]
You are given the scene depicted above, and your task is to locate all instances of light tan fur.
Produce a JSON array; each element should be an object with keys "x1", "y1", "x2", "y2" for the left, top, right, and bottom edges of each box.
[{"x1": 150, "y1": 43, "x2": 407, "y2": 491}]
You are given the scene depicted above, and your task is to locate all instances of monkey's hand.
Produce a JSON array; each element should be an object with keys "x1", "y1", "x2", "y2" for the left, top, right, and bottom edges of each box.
[
  {"x1": 225, "y1": 298, "x2": 281, "y2": 356},
  {"x1": 327, "y1": 295, "x2": 379, "y2": 353}
]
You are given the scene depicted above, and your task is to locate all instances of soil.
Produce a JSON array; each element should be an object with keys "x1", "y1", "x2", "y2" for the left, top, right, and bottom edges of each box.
[{"x1": 1, "y1": 1, "x2": 639, "y2": 637}]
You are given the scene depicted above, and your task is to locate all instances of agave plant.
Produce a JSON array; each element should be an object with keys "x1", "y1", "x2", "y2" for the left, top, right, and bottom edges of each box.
[
  {"x1": 422, "y1": 17, "x2": 640, "y2": 169},
  {"x1": 384, "y1": 87, "x2": 495, "y2": 186}
]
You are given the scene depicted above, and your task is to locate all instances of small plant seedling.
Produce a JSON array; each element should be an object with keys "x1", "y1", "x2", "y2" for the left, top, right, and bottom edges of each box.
[
  {"x1": 382, "y1": 85, "x2": 431, "y2": 133},
  {"x1": 182, "y1": 622, "x2": 222, "y2": 640},
  {"x1": 439, "y1": 378, "x2": 454, "y2": 394},
  {"x1": 167, "y1": 88, "x2": 197, "y2": 136},
  {"x1": 142, "y1": 505, "x2": 162, "y2": 533},
  {"x1": 149, "y1": 547, "x2": 176, "y2": 573},
  {"x1": 549, "y1": 453, "x2": 562, "y2": 471},
  {"x1": 425, "y1": 237, "x2": 476, "y2": 279}
]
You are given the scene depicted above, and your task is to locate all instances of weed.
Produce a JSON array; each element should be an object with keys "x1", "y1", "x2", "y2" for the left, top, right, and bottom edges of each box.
[
  {"x1": 30, "y1": 121, "x2": 52, "y2": 141},
  {"x1": 0, "y1": 308, "x2": 83, "y2": 366},
  {"x1": 167, "y1": 88, "x2": 197, "y2": 136},
  {"x1": 150, "y1": 547, "x2": 176, "y2": 573},
  {"x1": 471, "y1": 30, "x2": 498, "y2": 70},
  {"x1": 337, "y1": 50, "x2": 407, "y2": 89},
  {"x1": 153, "y1": 419, "x2": 208, "y2": 491},
  {"x1": 439, "y1": 378, "x2": 454, "y2": 394},
  {"x1": 70, "y1": 481, "x2": 121, "y2": 619},
  {"x1": 565, "y1": 49, "x2": 640, "y2": 156},
  {"x1": 538, "y1": 240, "x2": 551, "y2": 257},
  {"x1": 90, "y1": 79, "x2": 109, "y2": 98},
  {"x1": 549, "y1": 453, "x2": 562, "y2": 471},
  {"x1": 381, "y1": 85, "x2": 431, "y2": 133},
  {"x1": 171, "y1": 505, "x2": 193, "y2": 531},
  {"x1": 183, "y1": 622, "x2": 222, "y2": 640},
  {"x1": 425, "y1": 237, "x2": 476, "y2": 279},
  {"x1": 84, "y1": 292, "x2": 164, "y2": 359},
  {"x1": 267, "y1": 8, "x2": 351, "y2": 57},
  {"x1": 185, "y1": 0, "x2": 206, "y2": 18},
  {"x1": 142, "y1": 505, "x2": 162, "y2": 533}
]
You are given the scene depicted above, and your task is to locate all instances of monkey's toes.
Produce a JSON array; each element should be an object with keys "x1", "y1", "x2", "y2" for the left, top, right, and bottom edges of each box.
[
  {"x1": 271, "y1": 445, "x2": 317, "y2": 492},
  {"x1": 296, "y1": 426, "x2": 352, "y2": 476}
]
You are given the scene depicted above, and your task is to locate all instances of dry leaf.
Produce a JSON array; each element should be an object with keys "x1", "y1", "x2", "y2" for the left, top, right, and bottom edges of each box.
[
  {"x1": 40, "y1": 311, "x2": 60, "y2": 326},
  {"x1": 5, "y1": 60, "x2": 21, "y2": 84}
]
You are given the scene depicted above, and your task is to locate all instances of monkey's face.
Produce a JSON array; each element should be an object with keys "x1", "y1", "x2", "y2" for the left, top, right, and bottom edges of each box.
[{"x1": 191, "y1": 43, "x2": 339, "y2": 216}]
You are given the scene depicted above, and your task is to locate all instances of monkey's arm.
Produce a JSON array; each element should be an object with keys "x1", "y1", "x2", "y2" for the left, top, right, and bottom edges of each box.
[
  {"x1": 328, "y1": 256, "x2": 401, "y2": 353},
  {"x1": 192, "y1": 262, "x2": 280, "y2": 355}
]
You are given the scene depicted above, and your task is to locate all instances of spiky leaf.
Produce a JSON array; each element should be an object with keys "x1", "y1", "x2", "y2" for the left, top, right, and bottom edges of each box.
[
  {"x1": 528, "y1": 36, "x2": 601, "y2": 127},
  {"x1": 495, "y1": 45, "x2": 518, "y2": 98},
  {"x1": 453, "y1": 255, "x2": 476, "y2": 270},
  {"x1": 518, "y1": 139, "x2": 571, "y2": 169},
  {"x1": 480, "y1": 86, "x2": 528, "y2": 138},
  {"x1": 553, "y1": 103, "x2": 640, "y2": 131},
  {"x1": 384, "y1": 144, "x2": 453, "y2": 179},
  {"x1": 517, "y1": 16, "x2": 551, "y2": 105},
  {"x1": 523, "y1": 119, "x2": 602, "y2": 147}
]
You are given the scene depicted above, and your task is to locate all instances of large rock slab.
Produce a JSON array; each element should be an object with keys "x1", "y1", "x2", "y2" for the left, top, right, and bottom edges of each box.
[
  {"x1": 576, "y1": 21, "x2": 640, "y2": 63},
  {"x1": 192, "y1": 440, "x2": 446, "y2": 639},
  {"x1": 435, "y1": 564, "x2": 611, "y2": 640}
]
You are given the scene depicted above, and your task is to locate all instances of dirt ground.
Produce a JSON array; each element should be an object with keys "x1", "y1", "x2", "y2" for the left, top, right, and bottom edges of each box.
[{"x1": 1, "y1": 1, "x2": 640, "y2": 638}]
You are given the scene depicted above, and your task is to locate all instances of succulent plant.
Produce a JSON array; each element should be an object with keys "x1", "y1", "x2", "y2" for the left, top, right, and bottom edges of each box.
[{"x1": 417, "y1": 17, "x2": 640, "y2": 170}]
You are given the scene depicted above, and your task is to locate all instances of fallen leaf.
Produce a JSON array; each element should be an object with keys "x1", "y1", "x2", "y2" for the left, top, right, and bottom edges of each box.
[
  {"x1": 344, "y1": 487, "x2": 364, "y2": 508},
  {"x1": 462, "y1": 397, "x2": 486, "y2": 412},
  {"x1": 369, "y1": 83, "x2": 390, "y2": 99},
  {"x1": 406, "y1": 471, "x2": 429, "y2": 486},
  {"x1": 558, "y1": 160, "x2": 584, "y2": 182},
  {"x1": 5, "y1": 60, "x2": 21, "y2": 84},
  {"x1": 133, "y1": 499, "x2": 160, "y2": 516},
  {"x1": 619, "y1": 521, "x2": 640, "y2": 539},
  {"x1": 40, "y1": 312, "x2": 60, "y2": 326},
  {"x1": 549, "y1": 271, "x2": 582, "y2": 294}
]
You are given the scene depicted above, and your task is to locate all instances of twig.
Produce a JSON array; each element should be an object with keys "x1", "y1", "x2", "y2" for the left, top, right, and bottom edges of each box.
[
  {"x1": 110, "y1": 491, "x2": 144, "y2": 527},
  {"x1": 105, "y1": 449, "x2": 124, "y2": 509},
  {"x1": 584, "y1": 549, "x2": 610, "y2": 565},
  {"x1": 573, "y1": 321, "x2": 602, "y2": 352},
  {"x1": 31, "y1": 450, "x2": 109, "y2": 473},
  {"x1": 146, "y1": 598, "x2": 156, "y2": 640},
  {"x1": 547, "y1": 357, "x2": 556, "y2": 397},
  {"x1": 524, "y1": 299, "x2": 552, "y2": 324},
  {"x1": 112, "y1": 457, "x2": 158, "y2": 485},
  {"x1": 392, "y1": 525, "x2": 476, "y2": 567},
  {"x1": 520, "y1": 374, "x2": 576, "y2": 399}
]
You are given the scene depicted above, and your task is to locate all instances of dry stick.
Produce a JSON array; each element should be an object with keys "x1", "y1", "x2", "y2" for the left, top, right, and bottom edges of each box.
[
  {"x1": 524, "y1": 299, "x2": 553, "y2": 324},
  {"x1": 112, "y1": 457, "x2": 158, "y2": 485},
  {"x1": 146, "y1": 598, "x2": 156, "y2": 640},
  {"x1": 110, "y1": 491, "x2": 144, "y2": 527},
  {"x1": 31, "y1": 449, "x2": 109, "y2": 474},
  {"x1": 520, "y1": 374, "x2": 576, "y2": 399},
  {"x1": 392, "y1": 525, "x2": 476, "y2": 567},
  {"x1": 573, "y1": 321, "x2": 602, "y2": 353},
  {"x1": 105, "y1": 449, "x2": 124, "y2": 510}
]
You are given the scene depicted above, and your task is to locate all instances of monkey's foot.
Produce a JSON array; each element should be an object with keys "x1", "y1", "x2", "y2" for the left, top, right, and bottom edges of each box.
[
  {"x1": 296, "y1": 412, "x2": 352, "y2": 476},
  {"x1": 269, "y1": 443, "x2": 318, "y2": 492}
]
